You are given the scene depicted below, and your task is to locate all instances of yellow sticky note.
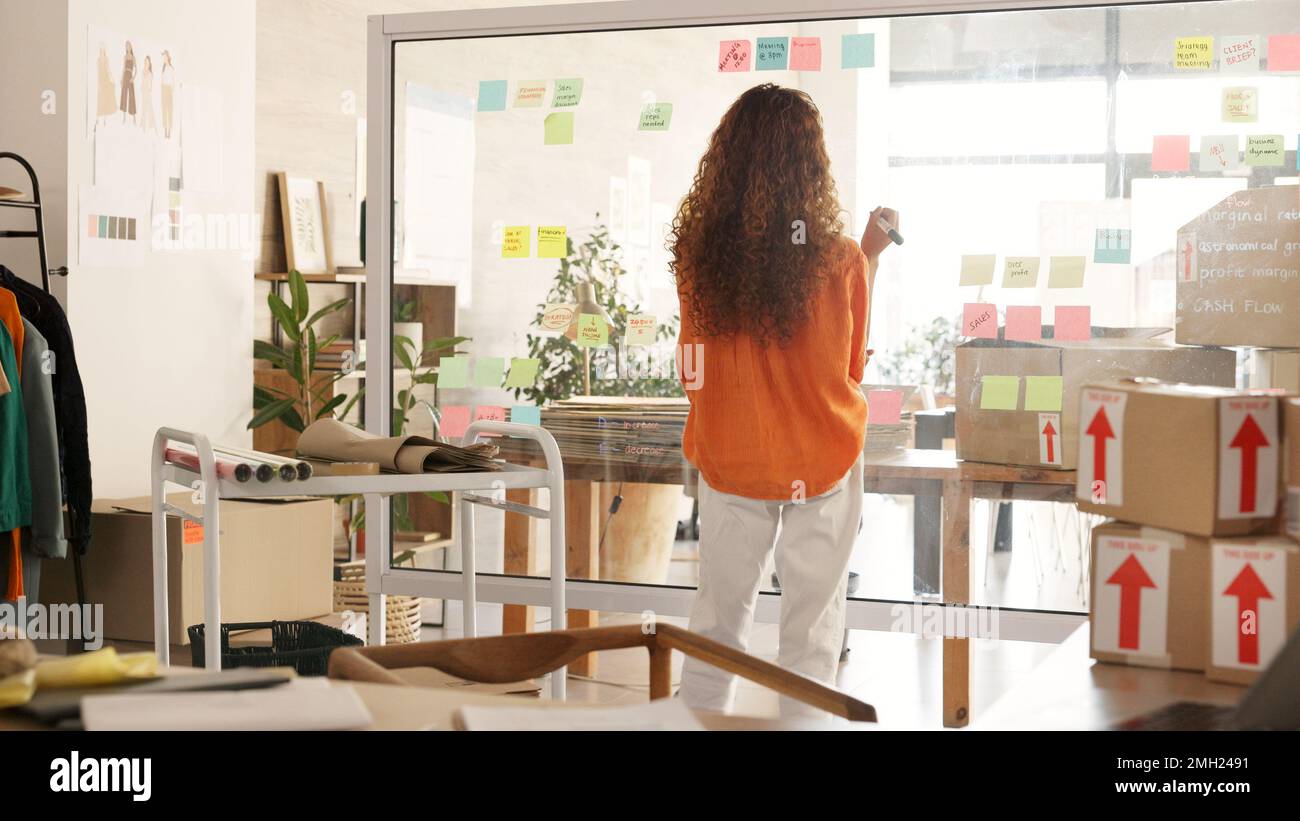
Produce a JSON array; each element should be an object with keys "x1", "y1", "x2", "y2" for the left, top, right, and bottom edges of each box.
[
  {"x1": 544, "y1": 112, "x2": 574, "y2": 145},
  {"x1": 1047, "y1": 256, "x2": 1087, "y2": 288},
  {"x1": 504, "y1": 357, "x2": 540, "y2": 388},
  {"x1": 514, "y1": 81, "x2": 547, "y2": 108},
  {"x1": 1175, "y1": 36, "x2": 1214, "y2": 69},
  {"x1": 502, "y1": 226, "x2": 529, "y2": 258},
  {"x1": 537, "y1": 226, "x2": 567, "y2": 258},
  {"x1": 959, "y1": 254, "x2": 996, "y2": 286},
  {"x1": 1024, "y1": 375, "x2": 1063, "y2": 411},
  {"x1": 1002, "y1": 257, "x2": 1040, "y2": 288},
  {"x1": 576, "y1": 313, "x2": 608, "y2": 347},
  {"x1": 1221, "y1": 86, "x2": 1258, "y2": 123},
  {"x1": 979, "y1": 376, "x2": 1020, "y2": 411},
  {"x1": 627, "y1": 314, "x2": 656, "y2": 346}
]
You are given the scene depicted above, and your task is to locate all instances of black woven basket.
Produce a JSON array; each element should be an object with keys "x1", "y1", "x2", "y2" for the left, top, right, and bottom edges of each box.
[{"x1": 187, "y1": 620, "x2": 363, "y2": 676}]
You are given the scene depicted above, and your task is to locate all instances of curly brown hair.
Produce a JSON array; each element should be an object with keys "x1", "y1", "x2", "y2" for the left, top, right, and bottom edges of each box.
[{"x1": 670, "y1": 83, "x2": 845, "y2": 346}]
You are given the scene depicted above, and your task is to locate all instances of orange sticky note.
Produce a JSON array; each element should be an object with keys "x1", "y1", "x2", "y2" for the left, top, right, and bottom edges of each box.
[
  {"x1": 962, "y1": 303, "x2": 998, "y2": 338},
  {"x1": 1005, "y1": 305, "x2": 1042, "y2": 341},
  {"x1": 867, "y1": 389, "x2": 903, "y2": 425}
]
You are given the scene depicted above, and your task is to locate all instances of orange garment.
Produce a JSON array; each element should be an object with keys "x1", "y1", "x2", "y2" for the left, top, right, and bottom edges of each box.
[
  {"x1": 1, "y1": 288, "x2": 25, "y2": 600},
  {"x1": 678, "y1": 235, "x2": 869, "y2": 500}
]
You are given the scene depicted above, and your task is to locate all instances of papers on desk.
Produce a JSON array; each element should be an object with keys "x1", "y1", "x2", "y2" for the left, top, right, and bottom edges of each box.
[
  {"x1": 455, "y1": 696, "x2": 705, "y2": 731},
  {"x1": 81, "y1": 678, "x2": 372, "y2": 731}
]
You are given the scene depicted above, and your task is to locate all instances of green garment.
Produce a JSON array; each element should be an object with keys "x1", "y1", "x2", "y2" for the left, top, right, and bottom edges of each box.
[{"x1": 0, "y1": 322, "x2": 31, "y2": 532}]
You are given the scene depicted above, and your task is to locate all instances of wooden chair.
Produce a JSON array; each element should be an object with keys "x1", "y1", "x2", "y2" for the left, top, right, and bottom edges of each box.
[{"x1": 328, "y1": 623, "x2": 877, "y2": 722}]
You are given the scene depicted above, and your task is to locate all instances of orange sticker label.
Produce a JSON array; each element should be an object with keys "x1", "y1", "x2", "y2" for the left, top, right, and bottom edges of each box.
[{"x1": 183, "y1": 519, "x2": 205, "y2": 545}]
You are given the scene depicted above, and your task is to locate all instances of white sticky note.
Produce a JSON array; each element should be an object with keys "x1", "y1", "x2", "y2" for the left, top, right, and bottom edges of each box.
[
  {"x1": 1219, "y1": 35, "x2": 1261, "y2": 73},
  {"x1": 1217, "y1": 396, "x2": 1279, "y2": 520},
  {"x1": 1200, "y1": 135, "x2": 1241, "y2": 172},
  {"x1": 1211, "y1": 540, "x2": 1290, "y2": 671},
  {"x1": 1077, "y1": 387, "x2": 1127, "y2": 505},
  {"x1": 1092, "y1": 535, "x2": 1171, "y2": 658}
]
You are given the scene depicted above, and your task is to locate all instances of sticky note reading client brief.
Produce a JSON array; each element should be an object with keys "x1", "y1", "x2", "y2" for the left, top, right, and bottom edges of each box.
[
  {"x1": 980, "y1": 376, "x2": 1020, "y2": 411},
  {"x1": 1024, "y1": 375, "x2": 1063, "y2": 412},
  {"x1": 867, "y1": 389, "x2": 903, "y2": 425}
]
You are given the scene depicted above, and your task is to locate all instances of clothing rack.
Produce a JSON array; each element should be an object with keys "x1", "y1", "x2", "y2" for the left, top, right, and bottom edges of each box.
[{"x1": 0, "y1": 151, "x2": 84, "y2": 634}]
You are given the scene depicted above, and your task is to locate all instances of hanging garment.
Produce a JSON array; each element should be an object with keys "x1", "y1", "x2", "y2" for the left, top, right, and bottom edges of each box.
[
  {"x1": 20, "y1": 319, "x2": 66, "y2": 560},
  {"x1": 0, "y1": 359, "x2": 8, "y2": 396},
  {"x1": 0, "y1": 268, "x2": 93, "y2": 555},
  {"x1": 0, "y1": 286, "x2": 23, "y2": 368},
  {"x1": 0, "y1": 322, "x2": 31, "y2": 600}
]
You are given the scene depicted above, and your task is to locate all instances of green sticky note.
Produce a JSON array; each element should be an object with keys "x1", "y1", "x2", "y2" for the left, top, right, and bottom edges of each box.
[
  {"x1": 438, "y1": 356, "x2": 469, "y2": 389},
  {"x1": 979, "y1": 376, "x2": 1020, "y2": 411},
  {"x1": 638, "y1": 103, "x2": 673, "y2": 131},
  {"x1": 1245, "y1": 134, "x2": 1284, "y2": 167},
  {"x1": 576, "y1": 313, "x2": 608, "y2": 347},
  {"x1": 502, "y1": 226, "x2": 530, "y2": 258},
  {"x1": 959, "y1": 254, "x2": 996, "y2": 286},
  {"x1": 756, "y1": 37, "x2": 789, "y2": 70},
  {"x1": 474, "y1": 356, "x2": 505, "y2": 388},
  {"x1": 1047, "y1": 256, "x2": 1087, "y2": 288},
  {"x1": 544, "y1": 112, "x2": 574, "y2": 145},
  {"x1": 537, "y1": 226, "x2": 567, "y2": 258},
  {"x1": 552, "y1": 78, "x2": 583, "y2": 107},
  {"x1": 1024, "y1": 375, "x2": 1063, "y2": 411},
  {"x1": 504, "y1": 357, "x2": 540, "y2": 388}
]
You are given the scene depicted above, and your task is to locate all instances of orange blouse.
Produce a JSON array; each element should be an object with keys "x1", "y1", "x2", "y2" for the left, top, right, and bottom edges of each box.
[{"x1": 677, "y1": 235, "x2": 869, "y2": 500}]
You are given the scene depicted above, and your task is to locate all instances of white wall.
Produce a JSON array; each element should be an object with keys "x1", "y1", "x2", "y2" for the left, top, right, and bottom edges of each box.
[{"x1": 64, "y1": 0, "x2": 256, "y2": 497}]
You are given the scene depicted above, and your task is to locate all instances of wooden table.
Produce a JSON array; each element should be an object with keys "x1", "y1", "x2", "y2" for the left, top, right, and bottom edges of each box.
[
  {"x1": 496, "y1": 442, "x2": 1079, "y2": 727},
  {"x1": 975, "y1": 623, "x2": 1243, "y2": 730}
]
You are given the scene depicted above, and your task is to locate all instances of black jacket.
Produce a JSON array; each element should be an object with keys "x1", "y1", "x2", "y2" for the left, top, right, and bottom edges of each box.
[{"x1": 0, "y1": 266, "x2": 92, "y2": 554}]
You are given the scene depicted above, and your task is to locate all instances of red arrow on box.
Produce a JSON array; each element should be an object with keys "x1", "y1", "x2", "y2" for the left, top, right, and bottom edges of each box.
[
  {"x1": 1229, "y1": 413, "x2": 1269, "y2": 514},
  {"x1": 1106, "y1": 554, "x2": 1156, "y2": 650},
  {"x1": 1086, "y1": 406, "x2": 1115, "y2": 487},
  {"x1": 1041, "y1": 418, "x2": 1057, "y2": 464},
  {"x1": 1223, "y1": 562, "x2": 1273, "y2": 665}
]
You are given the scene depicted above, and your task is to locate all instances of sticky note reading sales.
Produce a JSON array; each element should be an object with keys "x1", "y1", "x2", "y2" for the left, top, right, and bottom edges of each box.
[
  {"x1": 959, "y1": 254, "x2": 996, "y2": 286},
  {"x1": 841, "y1": 33, "x2": 874, "y2": 68},
  {"x1": 1005, "y1": 305, "x2": 1042, "y2": 341},
  {"x1": 962, "y1": 303, "x2": 998, "y2": 338},
  {"x1": 1200, "y1": 135, "x2": 1240, "y2": 171},
  {"x1": 474, "y1": 356, "x2": 505, "y2": 388},
  {"x1": 1048, "y1": 256, "x2": 1087, "y2": 288},
  {"x1": 638, "y1": 103, "x2": 673, "y2": 131},
  {"x1": 1094, "y1": 229, "x2": 1131, "y2": 264},
  {"x1": 552, "y1": 78, "x2": 583, "y2": 107},
  {"x1": 1221, "y1": 86, "x2": 1258, "y2": 122},
  {"x1": 544, "y1": 112, "x2": 574, "y2": 145},
  {"x1": 1245, "y1": 134, "x2": 1284, "y2": 167},
  {"x1": 980, "y1": 376, "x2": 1020, "y2": 411},
  {"x1": 1219, "y1": 35, "x2": 1260, "y2": 73},
  {"x1": 867, "y1": 389, "x2": 903, "y2": 425},
  {"x1": 510, "y1": 405, "x2": 541, "y2": 426},
  {"x1": 756, "y1": 37, "x2": 789, "y2": 70},
  {"x1": 502, "y1": 225, "x2": 529, "y2": 258},
  {"x1": 439, "y1": 405, "x2": 470, "y2": 439},
  {"x1": 1002, "y1": 257, "x2": 1040, "y2": 288},
  {"x1": 718, "y1": 39, "x2": 751, "y2": 72},
  {"x1": 626, "y1": 314, "x2": 656, "y2": 346},
  {"x1": 537, "y1": 226, "x2": 567, "y2": 258},
  {"x1": 1174, "y1": 36, "x2": 1213, "y2": 69},
  {"x1": 1152, "y1": 135, "x2": 1191, "y2": 172},
  {"x1": 790, "y1": 37, "x2": 821, "y2": 70},
  {"x1": 1024, "y1": 376, "x2": 1063, "y2": 412},
  {"x1": 438, "y1": 356, "x2": 469, "y2": 389},
  {"x1": 576, "y1": 313, "x2": 608, "y2": 347},
  {"x1": 514, "y1": 81, "x2": 546, "y2": 108},
  {"x1": 1266, "y1": 34, "x2": 1300, "y2": 72},
  {"x1": 504, "y1": 357, "x2": 540, "y2": 388},
  {"x1": 477, "y1": 80, "x2": 507, "y2": 112},
  {"x1": 1054, "y1": 306, "x2": 1091, "y2": 341}
]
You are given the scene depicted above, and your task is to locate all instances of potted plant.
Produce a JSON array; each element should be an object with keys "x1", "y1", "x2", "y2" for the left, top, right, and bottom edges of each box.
[{"x1": 513, "y1": 219, "x2": 686, "y2": 585}]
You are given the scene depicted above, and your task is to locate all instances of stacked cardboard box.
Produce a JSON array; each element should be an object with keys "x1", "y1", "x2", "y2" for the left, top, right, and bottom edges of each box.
[{"x1": 1079, "y1": 381, "x2": 1299, "y2": 685}]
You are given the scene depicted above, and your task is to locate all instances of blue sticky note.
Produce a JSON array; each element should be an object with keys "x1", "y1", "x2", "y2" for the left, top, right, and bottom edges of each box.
[
  {"x1": 756, "y1": 37, "x2": 789, "y2": 70},
  {"x1": 510, "y1": 405, "x2": 541, "y2": 426},
  {"x1": 1094, "y1": 228, "x2": 1132, "y2": 264},
  {"x1": 842, "y1": 33, "x2": 875, "y2": 69},
  {"x1": 477, "y1": 80, "x2": 507, "y2": 112}
]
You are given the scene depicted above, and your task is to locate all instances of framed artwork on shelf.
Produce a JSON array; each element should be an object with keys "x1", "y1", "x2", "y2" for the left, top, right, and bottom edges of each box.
[{"x1": 277, "y1": 172, "x2": 333, "y2": 274}]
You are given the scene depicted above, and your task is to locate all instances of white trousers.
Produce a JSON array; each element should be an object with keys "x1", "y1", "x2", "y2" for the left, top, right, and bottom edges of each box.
[{"x1": 681, "y1": 457, "x2": 863, "y2": 717}]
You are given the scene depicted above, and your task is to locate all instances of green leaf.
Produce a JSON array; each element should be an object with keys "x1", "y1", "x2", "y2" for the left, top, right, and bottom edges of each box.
[
  {"x1": 339, "y1": 388, "x2": 365, "y2": 420},
  {"x1": 289, "y1": 269, "x2": 309, "y2": 322},
  {"x1": 316, "y1": 394, "x2": 347, "y2": 419},
  {"x1": 394, "y1": 336, "x2": 415, "y2": 370},
  {"x1": 247, "y1": 397, "x2": 296, "y2": 430},
  {"x1": 423, "y1": 491, "x2": 449, "y2": 505},
  {"x1": 282, "y1": 405, "x2": 306, "y2": 433},
  {"x1": 253, "y1": 339, "x2": 293, "y2": 369},
  {"x1": 268, "y1": 292, "x2": 300, "y2": 343},
  {"x1": 305, "y1": 298, "x2": 351, "y2": 331}
]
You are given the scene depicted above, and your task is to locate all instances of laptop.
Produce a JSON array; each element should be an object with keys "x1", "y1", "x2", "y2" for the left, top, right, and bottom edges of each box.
[{"x1": 1116, "y1": 623, "x2": 1300, "y2": 730}]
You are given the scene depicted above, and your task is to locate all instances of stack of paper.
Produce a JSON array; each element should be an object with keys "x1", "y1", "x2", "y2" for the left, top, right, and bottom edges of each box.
[
  {"x1": 455, "y1": 696, "x2": 705, "y2": 731},
  {"x1": 539, "y1": 396, "x2": 689, "y2": 469},
  {"x1": 81, "y1": 678, "x2": 372, "y2": 731}
]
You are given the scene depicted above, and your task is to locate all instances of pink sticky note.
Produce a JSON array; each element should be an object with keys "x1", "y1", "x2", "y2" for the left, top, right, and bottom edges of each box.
[
  {"x1": 867, "y1": 389, "x2": 903, "y2": 425},
  {"x1": 1152, "y1": 135, "x2": 1190, "y2": 172},
  {"x1": 962, "y1": 302, "x2": 998, "y2": 338},
  {"x1": 471, "y1": 405, "x2": 508, "y2": 437},
  {"x1": 440, "y1": 405, "x2": 470, "y2": 440},
  {"x1": 1267, "y1": 34, "x2": 1300, "y2": 71},
  {"x1": 1054, "y1": 306, "x2": 1092, "y2": 341},
  {"x1": 1005, "y1": 305, "x2": 1042, "y2": 341},
  {"x1": 790, "y1": 37, "x2": 822, "y2": 71},
  {"x1": 718, "y1": 39, "x2": 752, "y2": 72}
]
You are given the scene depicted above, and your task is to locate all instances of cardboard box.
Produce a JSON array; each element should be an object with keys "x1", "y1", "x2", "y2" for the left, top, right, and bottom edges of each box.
[
  {"x1": 42, "y1": 493, "x2": 334, "y2": 644},
  {"x1": 1075, "y1": 380, "x2": 1286, "y2": 536},
  {"x1": 1176, "y1": 185, "x2": 1300, "y2": 348},
  {"x1": 1090, "y1": 522, "x2": 1209, "y2": 671},
  {"x1": 1206, "y1": 535, "x2": 1300, "y2": 685},
  {"x1": 955, "y1": 333, "x2": 1234, "y2": 470},
  {"x1": 1287, "y1": 399, "x2": 1300, "y2": 540},
  {"x1": 1248, "y1": 348, "x2": 1300, "y2": 393}
]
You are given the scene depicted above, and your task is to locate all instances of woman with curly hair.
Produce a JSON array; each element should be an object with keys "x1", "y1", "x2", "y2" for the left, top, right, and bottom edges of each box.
[{"x1": 671, "y1": 83, "x2": 897, "y2": 715}]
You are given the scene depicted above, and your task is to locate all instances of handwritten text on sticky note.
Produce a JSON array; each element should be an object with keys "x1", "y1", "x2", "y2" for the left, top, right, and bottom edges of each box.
[
  {"x1": 638, "y1": 103, "x2": 673, "y2": 131},
  {"x1": 627, "y1": 314, "x2": 657, "y2": 346},
  {"x1": 1219, "y1": 35, "x2": 1260, "y2": 73},
  {"x1": 577, "y1": 313, "x2": 608, "y2": 347},
  {"x1": 1245, "y1": 134, "x2": 1284, "y2": 167},
  {"x1": 718, "y1": 40, "x2": 752, "y2": 72},
  {"x1": 502, "y1": 225, "x2": 529, "y2": 258},
  {"x1": 537, "y1": 226, "x2": 567, "y2": 258},
  {"x1": 515, "y1": 81, "x2": 546, "y2": 107},
  {"x1": 1200, "y1": 135, "x2": 1240, "y2": 171},
  {"x1": 540, "y1": 303, "x2": 575, "y2": 332},
  {"x1": 790, "y1": 37, "x2": 822, "y2": 70},
  {"x1": 962, "y1": 303, "x2": 998, "y2": 338},
  {"x1": 756, "y1": 37, "x2": 789, "y2": 70},
  {"x1": 1002, "y1": 257, "x2": 1040, "y2": 288},
  {"x1": 1221, "y1": 86, "x2": 1258, "y2": 122},
  {"x1": 1174, "y1": 36, "x2": 1214, "y2": 69},
  {"x1": 552, "y1": 78, "x2": 583, "y2": 107}
]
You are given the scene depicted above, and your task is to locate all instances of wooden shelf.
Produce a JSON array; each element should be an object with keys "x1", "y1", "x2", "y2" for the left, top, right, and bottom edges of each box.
[{"x1": 255, "y1": 271, "x2": 457, "y2": 286}]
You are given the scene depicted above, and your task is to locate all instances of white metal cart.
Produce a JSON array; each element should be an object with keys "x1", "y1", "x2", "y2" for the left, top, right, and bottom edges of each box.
[{"x1": 149, "y1": 420, "x2": 570, "y2": 698}]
